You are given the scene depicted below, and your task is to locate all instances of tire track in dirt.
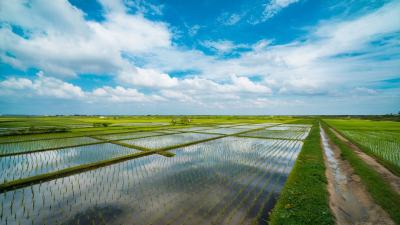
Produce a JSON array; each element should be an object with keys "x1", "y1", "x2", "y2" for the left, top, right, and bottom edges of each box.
[
  {"x1": 330, "y1": 128, "x2": 400, "y2": 194},
  {"x1": 320, "y1": 125, "x2": 394, "y2": 225}
]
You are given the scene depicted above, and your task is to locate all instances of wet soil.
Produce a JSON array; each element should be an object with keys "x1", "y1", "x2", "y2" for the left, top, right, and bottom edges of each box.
[
  {"x1": 330, "y1": 128, "x2": 400, "y2": 194},
  {"x1": 320, "y1": 126, "x2": 394, "y2": 225}
]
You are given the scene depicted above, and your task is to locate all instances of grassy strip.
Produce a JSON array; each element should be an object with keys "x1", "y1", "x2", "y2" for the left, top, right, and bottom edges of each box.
[
  {"x1": 324, "y1": 122, "x2": 400, "y2": 177},
  {"x1": 91, "y1": 135, "x2": 175, "y2": 157},
  {"x1": 323, "y1": 123, "x2": 400, "y2": 223},
  {"x1": 269, "y1": 121, "x2": 334, "y2": 225},
  {"x1": 235, "y1": 134, "x2": 304, "y2": 142},
  {"x1": 108, "y1": 140, "x2": 175, "y2": 157}
]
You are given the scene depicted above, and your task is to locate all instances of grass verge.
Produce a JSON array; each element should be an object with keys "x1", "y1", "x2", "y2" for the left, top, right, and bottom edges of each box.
[
  {"x1": 324, "y1": 122, "x2": 400, "y2": 177},
  {"x1": 269, "y1": 121, "x2": 334, "y2": 225},
  {"x1": 323, "y1": 123, "x2": 400, "y2": 224}
]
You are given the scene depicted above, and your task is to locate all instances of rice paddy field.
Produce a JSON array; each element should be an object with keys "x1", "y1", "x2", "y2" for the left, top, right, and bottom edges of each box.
[
  {"x1": 324, "y1": 119, "x2": 400, "y2": 175},
  {"x1": 1, "y1": 116, "x2": 398, "y2": 225},
  {"x1": 0, "y1": 116, "x2": 313, "y2": 225}
]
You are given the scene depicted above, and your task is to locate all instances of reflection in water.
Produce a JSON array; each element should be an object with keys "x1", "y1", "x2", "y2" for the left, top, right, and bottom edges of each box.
[
  {"x1": 0, "y1": 143, "x2": 140, "y2": 183},
  {"x1": 120, "y1": 132, "x2": 221, "y2": 149},
  {"x1": 1, "y1": 136, "x2": 304, "y2": 225}
]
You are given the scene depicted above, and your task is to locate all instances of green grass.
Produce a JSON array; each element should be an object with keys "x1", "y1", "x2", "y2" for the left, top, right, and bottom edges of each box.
[
  {"x1": 323, "y1": 123, "x2": 400, "y2": 224},
  {"x1": 269, "y1": 120, "x2": 334, "y2": 225},
  {"x1": 324, "y1": 119, "x2": 400, "y2": 131},
  {"x1": 324, "y1": 119, "x2": 400, "y2": 176}
]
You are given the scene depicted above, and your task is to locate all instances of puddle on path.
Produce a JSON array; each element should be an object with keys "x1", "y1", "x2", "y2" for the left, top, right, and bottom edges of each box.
[{"x1": 320, "y1": 125, "x2": 394, "y2": 225}]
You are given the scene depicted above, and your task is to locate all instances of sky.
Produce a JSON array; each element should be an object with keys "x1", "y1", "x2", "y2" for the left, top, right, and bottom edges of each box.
[{"x1": 0, "y1": 0, "x2": 399, "y2": 115}]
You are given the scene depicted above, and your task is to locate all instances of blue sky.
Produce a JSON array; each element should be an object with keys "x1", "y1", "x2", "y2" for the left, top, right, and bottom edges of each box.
[{"x1": 0, "y1": 0, "x2": 399, "y2": 115}]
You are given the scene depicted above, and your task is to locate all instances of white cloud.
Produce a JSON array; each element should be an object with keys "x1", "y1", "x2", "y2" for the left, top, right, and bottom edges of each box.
[
  {"x1": 0, "y1": 72, "x2": 84, "y2": 99},
  {"x1": 0, "y1": 72, "x2": 164, "y2": 102},
  {"x1": 351, "y1": 87, "x2": 378, "y2": 95},
  {"x1": 0, "y1": 0, "x2": 399, "y2": 113},
  {"x1": 0, "y1": 0, "x2": 171, "y2": 77},
  {"x1": 262, "y1": 0, "x2": 300, "y2": 21},
  {"x1": 230, "y1": 75, "x2": 272, "y2": 93},
  {"x1": 201, "y1": 40, "x2": 237, "y2": 53},
  {"x1": 118, "y1": 67, "x2": 178, "y2": 88},
  {"x1": 0, "y1": 77, "x2": 32, "y2": 89},
  {"x1": 141, "y1": 1, "x2": 400, "y2": 96},
  {"x1": 188, "y1": 24, "x2": 201, "y2": 36},
  {"x1": 160, "y1": 90, "x2": 194, "y2": 102},
  {"x1": 218, "y1": 13, "x2": 244, "y2": 26},
  {"x1": 90, "y1": 86, "x2": 164, "y2": 102}
]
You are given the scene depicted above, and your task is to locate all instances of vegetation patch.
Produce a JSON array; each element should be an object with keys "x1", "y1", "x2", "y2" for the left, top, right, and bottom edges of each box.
[
  {"x1": 269, "y1": 120, "x2": 334, "y2": 225},
  {"x1": 323, "y1": 123, "x2": 400, "y2": 224},
  {"x1": 324, "y1": 119, "x2": 400, "y2": 176}
]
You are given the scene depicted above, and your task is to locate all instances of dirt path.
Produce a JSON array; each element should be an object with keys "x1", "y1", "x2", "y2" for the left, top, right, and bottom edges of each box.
[
  {"x1": 320, "y1": 126, "x2": 394, "y2": 225},
  {"x1": 330, "y1": 128, "x2": 400, "y2": 194}
]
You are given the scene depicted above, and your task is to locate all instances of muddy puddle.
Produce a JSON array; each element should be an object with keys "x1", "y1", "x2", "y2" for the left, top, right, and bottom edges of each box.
[{"x1": 320, "y1": 125, "x2": 394, "y2": 225}]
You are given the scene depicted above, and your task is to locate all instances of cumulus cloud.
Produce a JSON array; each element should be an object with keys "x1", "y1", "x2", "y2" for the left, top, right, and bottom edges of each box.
[
  {"x1": 140, "y1": 1, "x2": 400, "y2": 96},
  {"x1": 0, "y1": 72, "x2": 162, "y2": 103},
  {"x1": 0, "y1": 72, "x2": 84, "y2": 99},
  {"x1": 118, "y1": 67, "x2": 178, "y2": 88},
  {"x1": 90, "y1": 86, "x2": 164, "y2": 102},
  {"x1": 0, "y1": 0, "x2": 399, "y2": 113},
  {"x1": 0, "y1": 0, "x2": 171, "y2": 77}
]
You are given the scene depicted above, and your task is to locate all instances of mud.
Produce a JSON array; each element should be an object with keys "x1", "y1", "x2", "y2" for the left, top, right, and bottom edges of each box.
[
  {"x1": 320, "y1": 126, "x2": 394, "y2": 225},
  {"x1": 330, "y1": 128, "x2": 400, "y2": 194}
]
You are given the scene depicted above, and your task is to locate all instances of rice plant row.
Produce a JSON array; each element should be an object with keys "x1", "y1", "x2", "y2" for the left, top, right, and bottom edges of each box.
[{"x1": 342, "y1": 130, "x2": 400, "y2": 167}]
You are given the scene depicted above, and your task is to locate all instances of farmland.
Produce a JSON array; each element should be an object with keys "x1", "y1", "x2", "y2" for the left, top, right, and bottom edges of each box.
[
  {"x1": 324, "y1": 119, "x2": 400, "y2": 175},
  {"x1": 0, "y1": 116, "x2": 399, "y2": 225},
  {"x1": 0, "y1": 116, "x2": 311, "y2": 225}
]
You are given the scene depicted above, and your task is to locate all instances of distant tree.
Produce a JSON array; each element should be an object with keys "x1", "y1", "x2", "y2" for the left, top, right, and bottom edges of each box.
[
  {"x1": 93, "y1": 122, "x2": 111, "y2": 127},
  {"x1": 171, "y1": 118, "x2": 177, "y2": 125}
]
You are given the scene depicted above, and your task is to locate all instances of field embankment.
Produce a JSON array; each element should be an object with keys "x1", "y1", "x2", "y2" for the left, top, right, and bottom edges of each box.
[
  {"x1": 322, "y1": 122, "x2": 400, "y2": 224},
  {"x1": 269, "y1": 120, "x2": 334, "y2": 225}
]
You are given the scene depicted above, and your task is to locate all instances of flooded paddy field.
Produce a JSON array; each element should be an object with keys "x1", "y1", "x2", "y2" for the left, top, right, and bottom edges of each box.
[{"x1": 0, "y1": 121, "x2": 311, "y2": 225}]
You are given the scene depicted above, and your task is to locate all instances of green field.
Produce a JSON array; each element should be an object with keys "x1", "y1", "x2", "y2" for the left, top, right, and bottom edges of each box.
[{"x1": 325, "y1": 119, "x2": 400, "y2": 175}]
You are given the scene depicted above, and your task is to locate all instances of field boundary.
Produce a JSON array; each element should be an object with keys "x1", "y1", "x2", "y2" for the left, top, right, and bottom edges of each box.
[
  {"x1": 268, "y1": 120, "x2": 334, "y2": 225},
  {"x1": 0, "y1": 130, "x2": 182, "y2": 157},
  {"x1": 322, "y1": 122, "x2": 400, "y2": 224},
  {"x1": 0, "y1": 124, "x2": 286, "y2": 193}
]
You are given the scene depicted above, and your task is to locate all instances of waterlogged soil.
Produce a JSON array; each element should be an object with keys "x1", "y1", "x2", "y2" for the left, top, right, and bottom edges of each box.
[
  {"x1": 0, "y1": 137, "x2": 303, "y2": 225},
  {"x1": 330, "y1": 128, "x2": 400, "y2": 194},
  {"x1": 320, "y1": 126, "x2": 394, "y2": 225}
]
